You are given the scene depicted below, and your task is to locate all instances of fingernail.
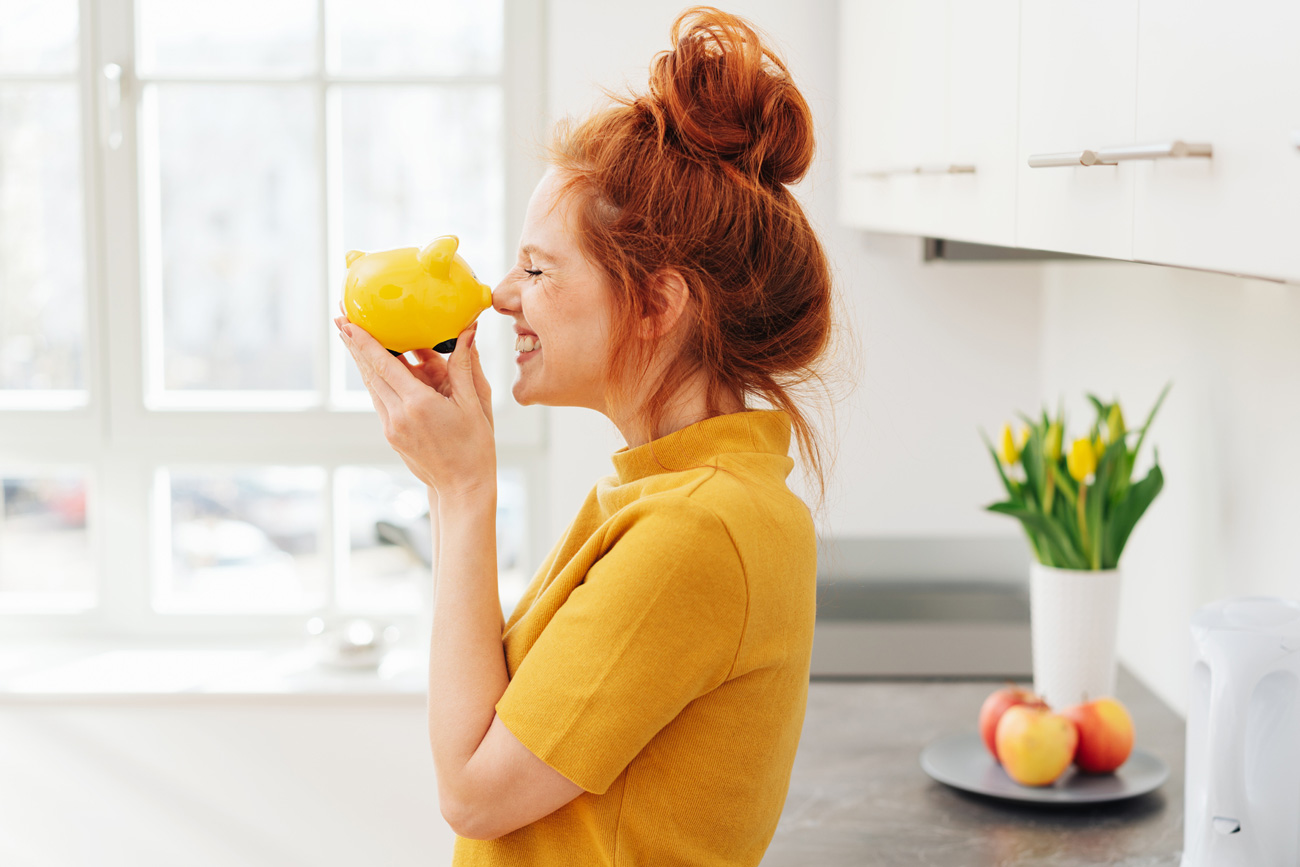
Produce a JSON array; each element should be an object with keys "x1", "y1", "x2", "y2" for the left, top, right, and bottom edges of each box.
[
  {"x1": 343, "y1": 325, "x2": 354, "y2": 338},
  {"x1": 466, "y1": 329, "x2": 476, "y2": 350}
]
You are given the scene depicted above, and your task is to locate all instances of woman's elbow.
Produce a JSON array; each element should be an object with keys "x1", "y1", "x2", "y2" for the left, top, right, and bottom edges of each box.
[{"x1": 443, "y1": 798, "x2": 504, "y2": 842}]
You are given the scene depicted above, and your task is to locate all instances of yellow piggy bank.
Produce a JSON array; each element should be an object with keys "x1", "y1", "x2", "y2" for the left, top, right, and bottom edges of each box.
[{"x1": 342, "y1": 235, "x2": 493, "y2": 356}]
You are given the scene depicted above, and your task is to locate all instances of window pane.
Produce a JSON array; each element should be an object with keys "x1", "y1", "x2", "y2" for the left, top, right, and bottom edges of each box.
[
  {"x1": 137, "y1": 0, "x2": 315, "y2": 76},
  {"x1": 0, "y1": 84, "x2": 86, "y2": 393},
  {"x1": 339, "y1": 465, "x2": 529, "y2": 613},
  {"x1": 0, "y1": 0, "x2": 78, "y2": 73},
  {"x1": 339, "y1": 466, "x2": 429, "y2": 612},
  {"x1": 326, "y1": 0, "x2": 502, "y2": 77},
  {"x1": 336, "y1": 84, "x2": 502, "y2": 393},
  {"x1": 496, "y1": 466, "x2": 528, "y2": 603},
  {"x1": 0, "y1": 472, "x2": 93, "y2": 609},
  {"x1": 160, "y1": 467, "x2": 326, "y2": 612},
  {"x1": 147, "y1": 84, "x2": 321, "y2": 393}
]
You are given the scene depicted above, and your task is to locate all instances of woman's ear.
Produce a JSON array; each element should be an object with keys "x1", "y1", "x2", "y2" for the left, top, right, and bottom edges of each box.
[{"x1": 640, "y1": 269, "x2": 691, "y2": 340}]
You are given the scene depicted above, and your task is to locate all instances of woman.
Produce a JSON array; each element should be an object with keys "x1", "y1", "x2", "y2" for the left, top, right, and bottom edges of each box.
[{"x1": 337, "y1": 6, "x2": 843, "y2": 864}]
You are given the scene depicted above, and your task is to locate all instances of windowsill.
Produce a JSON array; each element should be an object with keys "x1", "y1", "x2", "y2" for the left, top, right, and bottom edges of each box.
[{"x1": 0, "y1": 641, "x2": 430, "y2": 702}]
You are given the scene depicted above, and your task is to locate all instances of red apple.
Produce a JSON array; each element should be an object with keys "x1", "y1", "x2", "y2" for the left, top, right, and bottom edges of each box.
[
  {"x1": 979, "y1": 685, "x2": 1048, "y2": 762},
  {"x1": 1063, "y1": 696, "x2": 1134, "y2": 773},
  {"x1": 995, "y1": 704, "x2": 1079, "y2": 786}
]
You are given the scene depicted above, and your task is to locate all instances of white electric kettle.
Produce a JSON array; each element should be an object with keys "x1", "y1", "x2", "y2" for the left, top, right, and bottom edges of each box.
[{"x1": 1181, "y1": 595, "x2": 1300, "y2": 867}]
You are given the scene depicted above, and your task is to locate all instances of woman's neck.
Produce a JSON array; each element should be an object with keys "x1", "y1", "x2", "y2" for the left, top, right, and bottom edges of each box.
[{"x1": 610, "y1": 371, "x2": 746, "y2": 448}]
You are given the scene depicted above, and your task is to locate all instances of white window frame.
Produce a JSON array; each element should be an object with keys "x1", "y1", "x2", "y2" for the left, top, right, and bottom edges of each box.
[{"x1": 0, "y1": 0, "x2": 550, "y2": 643}]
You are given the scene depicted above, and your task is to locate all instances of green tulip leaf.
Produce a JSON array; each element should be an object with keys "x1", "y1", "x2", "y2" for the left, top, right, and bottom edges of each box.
[
  {"x1": 988, "y1": 502, "x2": 1088, "y2": 570},
  {"x1": 1106, "y1": 456, "x2": 1164, "y2": 564},
  {"x1": 1130, "y1": 380, "x2": 1172, "y2": 468},
  {"x1": 1086, "y1": 393, "x2": 1109, "y2": 422},
  {"x1": 1086, "y1": 438, "x2": 1122, "y2": 569}
]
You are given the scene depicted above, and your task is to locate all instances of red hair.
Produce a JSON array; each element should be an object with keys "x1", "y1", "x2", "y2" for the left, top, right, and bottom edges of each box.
[{"x1": 546, "y1": 6, "x2": 854, "y2": 517}]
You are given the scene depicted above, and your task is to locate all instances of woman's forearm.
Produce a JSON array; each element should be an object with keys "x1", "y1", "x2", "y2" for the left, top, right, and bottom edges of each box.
[{"x1": 426, "y1": 486, "x2": 510, "y2": 809}]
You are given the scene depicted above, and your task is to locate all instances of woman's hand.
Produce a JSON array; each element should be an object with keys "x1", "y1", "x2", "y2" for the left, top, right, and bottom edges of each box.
[{"x1": 335, "y1": 302, "x2": 495, "y2": 501}]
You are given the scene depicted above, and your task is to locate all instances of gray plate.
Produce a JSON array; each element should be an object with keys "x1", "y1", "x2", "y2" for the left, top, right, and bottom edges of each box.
[{"x1": 920, "y1": 731, "x2": 1169, "y2": 804}]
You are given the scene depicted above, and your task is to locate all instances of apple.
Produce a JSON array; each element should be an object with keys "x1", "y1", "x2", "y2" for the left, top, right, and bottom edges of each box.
[
  {"x1": 1063, "y1": 696, "x2": 1134, "y2": 773},
  {"x1": 979, "y1": 685, "x2": 1048, "y2": 762},
  {"x1": 995, "y1": 704, "x2": 1079, "y2": 786}
]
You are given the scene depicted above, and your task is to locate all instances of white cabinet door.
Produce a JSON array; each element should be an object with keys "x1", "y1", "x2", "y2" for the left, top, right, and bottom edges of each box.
[
  {"x1": 1132, "y1": 0, "x2": 1300, "y2": 284},
  {"x1": 1016, "y1": 0, "x2": 1140, "y2": 259},
  {"x1": 839, "y1": 0, "x2": 948, "y2": 236},
  {"x1": 838, "y1": 0, "x2": 1019, "y2": 245},
  {"x1": 939, "y1": 0, "x2": 1019, "y2": 246}
]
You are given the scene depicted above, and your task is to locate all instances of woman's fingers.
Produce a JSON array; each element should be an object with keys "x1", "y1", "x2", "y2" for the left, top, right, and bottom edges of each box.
[
  {"x1": 340, "y1": 325, "x2": 405, "y2": 410},
  {"x1": 399, "y1": 350, "x2": 452, "y2": 396},
  {"x1": 467, "y1": 338, "x2": 493, "y2": 427}
]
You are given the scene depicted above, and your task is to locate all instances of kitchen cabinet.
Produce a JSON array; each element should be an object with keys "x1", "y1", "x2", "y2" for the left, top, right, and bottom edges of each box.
[
  {"x1": 1131, "y1": 0, "x2": 1300, "y2": 283},
  {"x1": 838, "y1": 0, "x2": 1020, "y2": 246},
  {"x1": 1016, "y1": 0, "x2": 1140, "y2": 260},
  {"x1": 840, "y1": 0, "x2": 1300, "y2": 284}
]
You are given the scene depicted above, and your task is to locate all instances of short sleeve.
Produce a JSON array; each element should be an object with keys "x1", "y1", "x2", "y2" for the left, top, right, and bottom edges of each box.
[{"x1": 494, "y1": 496, "x2": 747, "y2": 795}]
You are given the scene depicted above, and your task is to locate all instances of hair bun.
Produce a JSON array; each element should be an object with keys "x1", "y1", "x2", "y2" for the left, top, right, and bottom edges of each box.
[{"x1": 647, "y1": 6, "x2": 814, "y2": 187}]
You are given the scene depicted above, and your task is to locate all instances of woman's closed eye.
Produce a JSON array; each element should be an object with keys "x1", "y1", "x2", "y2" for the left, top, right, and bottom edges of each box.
[{"x1": 523, "y1": 268, "x2": 543, "y2": 278}]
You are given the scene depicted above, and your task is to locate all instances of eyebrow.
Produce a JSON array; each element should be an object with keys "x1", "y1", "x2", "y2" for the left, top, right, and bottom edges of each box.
[{"x1": 520, "y1": 244, "x2": 561, "y2": 263}]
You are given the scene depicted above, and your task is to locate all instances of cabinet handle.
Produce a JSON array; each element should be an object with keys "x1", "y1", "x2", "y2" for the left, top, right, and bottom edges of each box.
[
  {"x1": 1027, "y1": 150, "x2": 1112, "y2": 168},
  {"x1": 1029, "y1": 140, "x2": 1211, "y2": 168},
  {"x1": 855, "y1": 164, "x2": 976, "y2": 178},
  {"x1": 1094, "y1": 140, "x2": 1212, "y2": 161}
]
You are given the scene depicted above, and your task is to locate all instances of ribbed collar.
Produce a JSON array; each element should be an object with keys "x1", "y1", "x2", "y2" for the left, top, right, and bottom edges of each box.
[{"x1": 610, "y1": 409, "x2": 793, "y2": 484}]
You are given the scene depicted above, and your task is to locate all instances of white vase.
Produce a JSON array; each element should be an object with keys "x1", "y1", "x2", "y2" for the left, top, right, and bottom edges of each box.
[{"x1": 1029, "y1": 561, "x2": 1122, "y2": 710}]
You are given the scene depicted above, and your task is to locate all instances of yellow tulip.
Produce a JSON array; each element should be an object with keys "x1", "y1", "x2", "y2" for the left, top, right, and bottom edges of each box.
[
  {"x1": 1045, "y1": 422, "x2": 1063, "y2": 463},
  {"x1": 999, "y1": 423, "x2": 1021, "y2": 465},
  {"x1": 1108, "y1": 403, "x2": 1126, "y2": 445},
  {"x1": 1067, "y1": 437, "x2": 1097, "y2": 482}
]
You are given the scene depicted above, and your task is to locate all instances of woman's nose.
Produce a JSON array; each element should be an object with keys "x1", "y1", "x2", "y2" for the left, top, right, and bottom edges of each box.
[{"x1": 491, "y1": 275, "x2": 518, "y2": 316}]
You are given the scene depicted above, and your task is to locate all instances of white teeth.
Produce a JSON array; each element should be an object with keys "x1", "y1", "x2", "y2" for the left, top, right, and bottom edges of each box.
[{"x1": 515, "y1": 334, "x2": 541, "y2": 352}]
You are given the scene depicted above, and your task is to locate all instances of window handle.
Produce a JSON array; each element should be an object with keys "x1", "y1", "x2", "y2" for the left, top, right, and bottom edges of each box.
[{"x1": 101, "y1": 63, "x2": 123, "y2": 150}]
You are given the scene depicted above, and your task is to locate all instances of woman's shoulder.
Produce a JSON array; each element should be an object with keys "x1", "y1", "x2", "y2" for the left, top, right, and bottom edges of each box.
[{"x1": 617, "y1": 472, "x2": 814, "y2": 557}]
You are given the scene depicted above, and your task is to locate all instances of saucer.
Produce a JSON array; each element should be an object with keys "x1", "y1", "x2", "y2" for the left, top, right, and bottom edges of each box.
[{"x1": 920, "y1": 731, "x2": 1169, "y2": 804}]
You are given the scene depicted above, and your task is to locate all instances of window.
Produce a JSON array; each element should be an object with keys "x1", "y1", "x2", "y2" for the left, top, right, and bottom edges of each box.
[{"x1": 0, "y1": 0, "x2": 547, "y2": 642}]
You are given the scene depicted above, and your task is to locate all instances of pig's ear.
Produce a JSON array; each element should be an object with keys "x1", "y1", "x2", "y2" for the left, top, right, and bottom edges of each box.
[
  {"x1": 345, "y1": 250, "x2": 365, "y2": 267},
  {"x1": 417, "y1": 235, "x2": 459, "y2": 278}
]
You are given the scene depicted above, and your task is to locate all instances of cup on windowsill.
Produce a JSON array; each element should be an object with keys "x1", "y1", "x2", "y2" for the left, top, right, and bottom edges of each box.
[{"x1": 305, "y1": 615, "x2": 401, "y2": 670}]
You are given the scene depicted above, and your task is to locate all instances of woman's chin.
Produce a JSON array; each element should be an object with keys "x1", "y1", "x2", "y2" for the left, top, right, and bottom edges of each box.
[{"x1": 510, "y1": 379, "x2": 539, "y2": 406}]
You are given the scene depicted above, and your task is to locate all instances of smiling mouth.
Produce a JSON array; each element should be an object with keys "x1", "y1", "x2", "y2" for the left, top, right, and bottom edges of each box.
[{"x1": 515, "y1": 334, "x2": 541, "y2": 353}]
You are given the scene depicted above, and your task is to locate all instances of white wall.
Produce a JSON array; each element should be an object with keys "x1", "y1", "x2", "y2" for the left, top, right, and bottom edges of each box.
[
  {"x1": 1040, "y1": 260, "x2": 1300, "y2": 716},
  {"x1": 540, "y1": 0, "x2": 1045, "y2": 543}
]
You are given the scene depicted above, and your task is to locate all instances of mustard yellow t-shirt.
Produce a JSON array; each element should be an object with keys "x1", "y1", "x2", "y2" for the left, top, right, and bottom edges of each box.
[{"x1": 452, "y1": 409, "x2": 818, "y2": 867}]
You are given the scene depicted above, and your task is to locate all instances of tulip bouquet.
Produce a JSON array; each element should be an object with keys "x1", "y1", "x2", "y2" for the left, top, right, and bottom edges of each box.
[{"x1": 980, "y1": 382, "x2": 1172, "y2": 571}]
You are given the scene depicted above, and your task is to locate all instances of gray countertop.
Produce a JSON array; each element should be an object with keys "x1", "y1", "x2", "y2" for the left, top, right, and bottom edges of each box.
[{"x1": 764, "y1": 666, "x2": 1185, "y2": 866}]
